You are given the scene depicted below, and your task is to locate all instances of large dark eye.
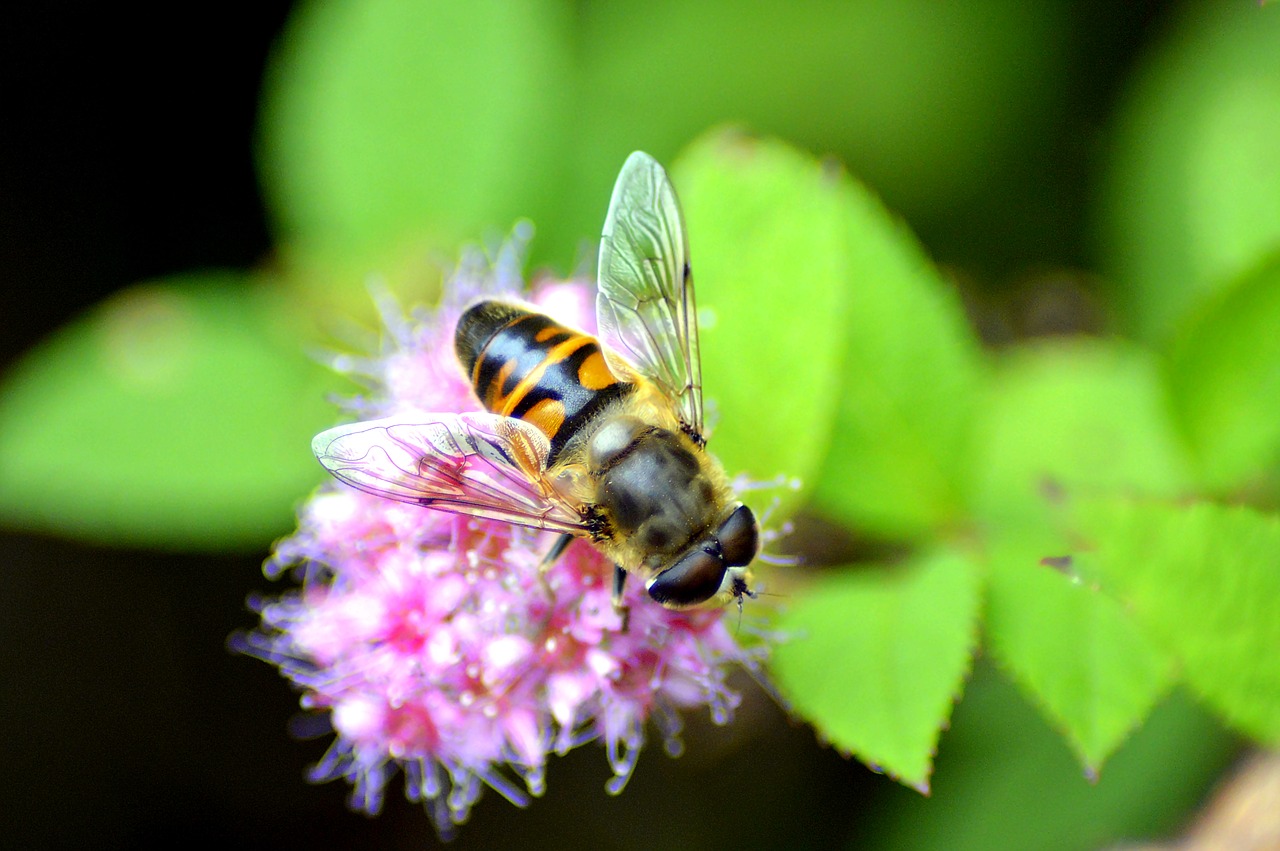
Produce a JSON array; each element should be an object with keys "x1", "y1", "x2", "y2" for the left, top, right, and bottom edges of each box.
[
  {"x1": 646, "y1": 547, "x2": 724, "y2": 608},
  {"x1": 717, "y1": 504, "x2": 759, "y2": 567}
]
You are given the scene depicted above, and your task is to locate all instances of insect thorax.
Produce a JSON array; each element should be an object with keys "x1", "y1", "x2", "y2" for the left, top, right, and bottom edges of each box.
[{"x1": 589, "y1": 419, "x2": 723, "y2": 570}]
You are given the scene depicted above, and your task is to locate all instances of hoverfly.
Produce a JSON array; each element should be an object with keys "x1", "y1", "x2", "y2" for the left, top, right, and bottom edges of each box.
[{"x1": 312, "y1": 152, "x2": 759, "y2": 625}]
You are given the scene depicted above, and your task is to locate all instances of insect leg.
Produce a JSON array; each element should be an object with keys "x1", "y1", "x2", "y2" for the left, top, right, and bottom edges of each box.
[
  {"x1": 538, "y1": 533, "x2": 575, "y2": 572},
  {"x1": 533, "y1": 533, "x2": 575, "y2": 605},
  {"x1": 611, "y1": 564, "x2": 630, "y2": 633}
]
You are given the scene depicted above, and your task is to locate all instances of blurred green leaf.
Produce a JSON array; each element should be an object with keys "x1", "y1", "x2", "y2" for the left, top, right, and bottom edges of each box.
[
  {"x1": 1099, "y1": 2, "x2": 1280, "y2": 341},
  {"x1": 1165, "y1": 253, "x2": 1280, "y2": 489},
  {"x1": 0, "y1": 274, "x2": 335, "y2": 551},
  {"x1": 970, "y1": 339, "x2": 1192, "y2": 531},
  {"x1": 811, "y1": 171, "x2": 983, "y2": 538},
  {"x1": 771, "y1": 550, "x2": 981, "y2": 791},
  {"x1": 985, "y1": 531, "x2": 1174, "y2": 772},
  {"x1": 972, "y1": 340, "x2": 1192, "y2": 761},
  {"x1": 571, "y1": 0, "x2": 1067, "y2": 247},
  {"x1": 1075, "y1": 499, "x2": 1280, "y2": 744},
  {"x1": 673, "y1": 134, "x2": 851, "y2": 512},
  {"x1": 864, "y1": 662, "x2": 1236, "y2": 851},
  {"x1": 258, "y1": 0, "x2": 573, "y2": 277}
]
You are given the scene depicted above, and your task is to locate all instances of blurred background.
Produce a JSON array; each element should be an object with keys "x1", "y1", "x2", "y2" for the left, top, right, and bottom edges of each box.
[{"x1": 2, "y1": 1, "x2": 1277, "y2": 848}]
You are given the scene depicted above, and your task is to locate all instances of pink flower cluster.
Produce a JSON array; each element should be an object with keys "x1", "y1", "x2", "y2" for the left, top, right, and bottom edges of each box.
[{"x1": 241, "y1": 240, "x2": 767, "y2": 837}]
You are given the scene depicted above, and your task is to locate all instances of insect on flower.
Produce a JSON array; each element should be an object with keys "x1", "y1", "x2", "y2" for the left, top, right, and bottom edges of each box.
[{"x1": 312, "y1": 152, "x2": 760, "y2": 625}]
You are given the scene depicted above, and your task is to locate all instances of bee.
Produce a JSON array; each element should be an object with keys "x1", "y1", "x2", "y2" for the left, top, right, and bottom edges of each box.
[{"x1": 312, "y1": 152, "x2": 759, "y2": 624}]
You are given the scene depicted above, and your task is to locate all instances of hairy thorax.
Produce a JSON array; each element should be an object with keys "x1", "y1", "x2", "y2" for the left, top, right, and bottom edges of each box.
[{"x1": 587, "y1": 415, "x2": 723, "y2": 571}]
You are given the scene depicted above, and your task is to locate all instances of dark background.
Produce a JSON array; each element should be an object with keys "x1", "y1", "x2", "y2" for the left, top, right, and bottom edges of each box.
[{"x1": 1, "y1": 4, "x2": 1191, "y2": 849}]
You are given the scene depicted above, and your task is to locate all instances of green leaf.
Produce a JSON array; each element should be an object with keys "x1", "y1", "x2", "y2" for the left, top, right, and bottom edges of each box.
[
  {"x1": 970, "y1": 338, "x2": 1193, "y2": 531},
  {"x1": 1076, "y1": 499, "x2": 1280, "y2": 744},
  {"x1": 985, "y1": 530, "x2": 1174, "y2": 772},
  {"x1": 864, "y1": 662, "x2": 1237, "y2": 851},
  {"x1": 1165, "y1": 253, "x2": 1280, "y2": 489},
  {"x1": 770, "y1": 550, "x2": 981, "y2": 791},
  {"x1": 0, "y1": 275, "x2": 336, "y2": 551},
  {"x1": 1098, "y1": 2, "x2": 1280, "y2": 341},
  {"x1": 967, "y1": 340, "x2": 1191, "y2": 773},
  {"x1": 673, "y1": 134, "x2": 852, "y2": 512},
  {"x1": 571, "y1": 0, "x2": 1068, "y2": 231},
  {"x1": 811, "y1": 171, "x2": 983, "y2": 538},
  {"x1": 258, "y1": 0, "x2": 574, "y2": 275}
]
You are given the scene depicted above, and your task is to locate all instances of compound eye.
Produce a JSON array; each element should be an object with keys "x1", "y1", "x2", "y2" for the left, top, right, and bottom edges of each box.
[
  {"x1": 717, "y1": 504, "x2": 759, "y2": 567},
  {"x1": 646, "y1": 547, "x2": 724, "y2": 608}
]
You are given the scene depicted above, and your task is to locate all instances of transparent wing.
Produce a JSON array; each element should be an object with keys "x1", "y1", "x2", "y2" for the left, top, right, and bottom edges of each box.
[
  {"x1": 312, "y1": 412, "x2": 588, "y2": 535},
  {"x1": 597, "y1": 151, "x2": 703, "y2": 438}
]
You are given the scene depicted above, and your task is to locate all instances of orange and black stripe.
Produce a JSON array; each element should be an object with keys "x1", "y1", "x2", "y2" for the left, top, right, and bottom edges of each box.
[{"x1": 455, "y1": 301, "x2": 632, "y2": 460}]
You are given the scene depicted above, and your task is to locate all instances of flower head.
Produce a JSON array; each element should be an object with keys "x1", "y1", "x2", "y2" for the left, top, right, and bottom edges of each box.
[{"x1": 239, "y1": 238, "x2": 774, "y2": 838}]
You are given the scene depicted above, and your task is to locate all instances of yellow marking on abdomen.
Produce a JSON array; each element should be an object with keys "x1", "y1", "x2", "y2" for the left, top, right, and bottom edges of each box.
[
  {"x1": 497, "y1": 335, "x2": 593, "y2": 416},
  {"x1": 523, "y1": 397, "x2": 567, "y2": 440},
  {"x1": 485, "y1": 359, "x2": 518, "y2": 410},
  {"x1": 577, "y1": 349, "x2": 617, "y2": 391}
]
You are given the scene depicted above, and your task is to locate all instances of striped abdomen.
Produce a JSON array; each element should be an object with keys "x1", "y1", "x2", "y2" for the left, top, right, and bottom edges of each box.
[{"x1": 455, "y1": 301, "x2": 633, "y2": 461}]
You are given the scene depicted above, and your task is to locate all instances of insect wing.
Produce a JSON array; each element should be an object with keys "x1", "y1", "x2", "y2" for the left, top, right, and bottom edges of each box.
[
  {"x1": 312, "y1": 412, "x2": 587, "y2": 534},
  {"x1": 597, "y1": 151, "x2": 704, "y2": 438}
]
